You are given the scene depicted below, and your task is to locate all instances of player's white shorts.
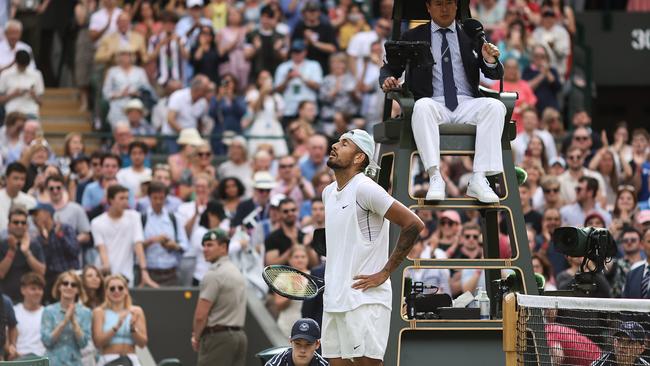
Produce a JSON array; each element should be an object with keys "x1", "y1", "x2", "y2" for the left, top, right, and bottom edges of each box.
[{"x1": 322, "y1": 304, "x2": 391, "y2": 360}]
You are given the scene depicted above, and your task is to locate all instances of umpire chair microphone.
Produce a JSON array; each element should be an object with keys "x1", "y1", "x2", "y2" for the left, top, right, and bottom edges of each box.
[{"x1": 462, "y1": 18, "x2": 504, "y2": 93}]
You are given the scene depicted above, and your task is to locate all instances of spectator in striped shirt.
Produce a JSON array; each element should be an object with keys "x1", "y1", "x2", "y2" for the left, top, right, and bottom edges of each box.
[{"x1": 266, "y1": 318, "x2": 328, "y2": 366}]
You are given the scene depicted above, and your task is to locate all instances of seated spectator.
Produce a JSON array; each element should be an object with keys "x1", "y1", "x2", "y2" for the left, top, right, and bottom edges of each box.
[
  {"x1": 630, "y1": 129, "x2": 650, "y2": 207},
  {"x1": 14, "y1": 272, "x2": 45, "y2": 358},
  {"x1": 265, "y1": 198, "x2": 317, "y2": 266},
  {"x1": 287, "y1": 120, "x2": 314, "y2": 160},
  {"x1": 0, "y1": 163, "x2": 37, "y2": 231},
  {"x1": 272, "y1": 156, "x2": 314, "y2": 211},
  {"x1": 244, "y1": 5, "x2": 287, "y2": 78},
  {"x1": 318, "y1": 53, "x2": 358, "y2": 129},
  {"x1": 94, "y1": 12, "x2": 147, "y2": 67},
  {"x1": 117, "y1": 141, "x2": 152, "y2": 198},
  {"x1": 102, "y1": 45, "x2": 153, "y2": 129},
  {"x1": 274, "y1": 40, "x2": 323, "y2": 123},
  {"x1": 512, "y1": 108, "x2": 557, "y2": 166},
  {"x1": 337, "y1": 3, "x2": 370, "y2": 50},
  {"x1": 40, "y1": 271, "x2": 92, "y2": 365},
  {"x1": 190, "y1": 25, "x2": 221, "y2": 84},
  {"x1": 4, "y1": 119, "x2": 41, "y2": 165},
  {"x1": 123, "y1": 99, "x2": 156, "y2": 147},
  {"x1": 81, "y1": 265, "x2": 105, "y2": 310},
  {"x1": 91, "y1": 185, "x2": 156, "y2": 287},
  {"x1": 522, "y1": 45, "x2": 561, "y2": 114},
  {"x1": 56, "y1": 132, "x2": 86, "y2": 179},
  {"x1": 176, "y1": 0, "x2": 212, "y2": 54},
  {"x1": 299, "y1": 134, "x2": 328, "y2": 182},
  {"x1": 136, "y1": 164, "x2": 183, "y2": 214},
  {"x1": 531, "y1": 7, "x2": 570, "y2": 81},
  {"x1": 531, "y1": 254, "x2": 556, "y2": 291},
  {"x1": 231, "y1": 171, "x2": 275, "y2": 230},
  {"x1": 291, "y1": 1, "x2": 337, "y2": 74},
  {"x1": 535, "y1": 208, "x2": 567, "y2": 274},
  {"x1": 82, "y1": 153, "x2": 135, "y2": 212},
  {"x1": 0, "y1": 20, "x2": 35, "y2": 72},
  {"x1": 19, "y1": 138, "x2": 54, "y2": 194},
  {"x1": 622, "y1": 228, "x2": 650, "y2": 299},
  {"x1": 27, "y1": 163, "x2": 62, "y2": 205},
  {"x1": 178, "y1": 141, "x2": 216, "y2": 197},
  {"x1": 589, "y1": 148, "x2": 633, "y2": 211},
  {"x1": 274, "y1": 246, "x2": 310, "y2": 337},
  {"x1": 0, "y1": 112, "x2": 26, "y2": 163},
  {"x1": 0, "y1": 207, "x2": 46, "y2": 302},
  {"x1": 432, "y1": 210, "x2": 462, "y2": 257},
  {"x1": 0, "y1": 284, "x2": 18, "y2": 360},
  {"x1": 519, "y1": 182, "x2": 543, "y2": 234},
  {"x1": 265, "y1": 318, "x2": 326, "y2": 366},
  {"x1": 522, "y1": 135, "x2": 550, "y2": 172},
  {"x1": 610, "y1": 121, "x2": 633, "y2": 165},
  {"x1": 560, "y1": 176, "x2": 612, "y2": 227},
  {"x1": 29, "y1": 203, "x2": 80, "y2": 301},
  {"x1": 492, "y1": 58, "x2": 536, "y2": 132},
  {"x1": 216, "y1": 136, "x2": 253, "y2": 191},
  {"x1": 558, "y1": 146, "x2": 607, "y2": 204},
  {"x1": 92, "y1": 275, "x2": 148, "y2": 366},
  {"x1": 243, "y1": 70, "x2": 289, "y2": 157},
  {"x1": 536, "y1": 175, "x2": 564, "y2": 212},
  {"x1": 132, "y1": 0, "x2": 162, "y2": 41},
  {"x1": 148, "y1": 11, "x2": 187, "y2": 87},
  {"x1": 611, "y1": 186, "x2": 638, "y2": 236},
  {"x1": 0, "y1": 50, "x2": 44, "y2": 117},
  {"x1": 217, "y1": 8, "x2": 251, "y2": 89},
  {"x1": 213, "y1": 177, "x2": 245, "y2": 220},
  {"x1": 557, "y1": 256, "x2": 611, "y2": 297},
  {"x1": 608, "y1": 227, "x2": 645, "y2": 298},
  {"x1": 142, "y1": 181, "x2": 189, "y2": 286}
]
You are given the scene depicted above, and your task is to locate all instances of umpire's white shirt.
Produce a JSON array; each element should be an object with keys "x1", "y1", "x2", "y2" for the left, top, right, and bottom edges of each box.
[{"x1": 322, "y1": 173, "x2": 395, "y2": 312}]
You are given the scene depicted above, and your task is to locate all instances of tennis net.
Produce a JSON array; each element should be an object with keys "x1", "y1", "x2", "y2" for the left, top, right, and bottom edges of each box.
[{"x1": 503, "y1": 294, "x2": 650, "y2": 366}]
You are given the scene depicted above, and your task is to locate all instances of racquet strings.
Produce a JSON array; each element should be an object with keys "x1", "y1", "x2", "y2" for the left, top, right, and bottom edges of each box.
[{"x1": 264, "y1": 267, "x2": 318, "y2": 298}]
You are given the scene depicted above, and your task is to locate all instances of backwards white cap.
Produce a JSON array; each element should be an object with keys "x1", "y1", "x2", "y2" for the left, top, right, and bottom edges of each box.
[{"x1": 339, "y1": 129, "x2": 380, "y2": 173}]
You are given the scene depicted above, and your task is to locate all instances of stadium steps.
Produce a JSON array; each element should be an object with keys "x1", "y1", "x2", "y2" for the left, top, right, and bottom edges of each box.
[{"x1": 40, "y1": 88, "x2": 101, "y2": 156}]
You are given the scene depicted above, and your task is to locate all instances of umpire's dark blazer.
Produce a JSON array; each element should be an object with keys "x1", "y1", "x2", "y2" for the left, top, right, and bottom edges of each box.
[
  {"x1": 623, "y1": 264, "x2": 647, "y2": 299},
  {"x1": 379, "y1": 21, "x2": 504, "y2": 101}
]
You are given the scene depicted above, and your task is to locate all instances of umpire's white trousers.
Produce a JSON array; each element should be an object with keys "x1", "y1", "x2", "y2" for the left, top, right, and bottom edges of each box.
[{"x1": 411, "y1": 96, "x2": 507, "y2": 173}]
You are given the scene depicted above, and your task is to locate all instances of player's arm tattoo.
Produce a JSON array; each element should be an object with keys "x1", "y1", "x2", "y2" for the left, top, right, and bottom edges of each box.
[{"x1": 382, "y1": 223, "x2": 421, "y2": 275}]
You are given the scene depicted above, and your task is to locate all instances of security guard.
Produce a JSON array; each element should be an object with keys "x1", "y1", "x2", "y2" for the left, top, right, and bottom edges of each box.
[{"x1": 191, "y1": 229, "x2": 247, "y2": 366}]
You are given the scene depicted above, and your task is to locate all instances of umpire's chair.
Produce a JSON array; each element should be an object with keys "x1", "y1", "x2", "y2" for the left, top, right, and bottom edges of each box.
[{"x1": 374, "y1": 0, "x2": 544, "y2": 364}]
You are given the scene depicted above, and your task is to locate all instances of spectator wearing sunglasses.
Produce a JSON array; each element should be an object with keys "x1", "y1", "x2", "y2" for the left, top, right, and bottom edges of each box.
[
  {"x1": 41, "y1": 271, "x2": 91, "y2": 366},
  {"x1": 0, "y1": 207, "x2": 45, "y2": 303},
  {"x1": 560, "y1": 176, "x2": 612, "y2": 228},
  {"x1": 93, "y1": 274, "x2": 147, "y2": 366},
  {"x1": 265, "y1": 198, "x2": 317, "y2": 267},
  {"x1": 557, "y1": 146, "x2": 607, "y2": 205}
]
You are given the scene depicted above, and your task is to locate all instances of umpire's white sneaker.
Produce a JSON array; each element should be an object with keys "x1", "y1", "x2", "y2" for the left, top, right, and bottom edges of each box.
[
  {"x1": 467, "y1": 174, "x2": 499, "y2": 203},
  {"x1": 425, "y1": 172, "x2": 446, "y2": 201}
]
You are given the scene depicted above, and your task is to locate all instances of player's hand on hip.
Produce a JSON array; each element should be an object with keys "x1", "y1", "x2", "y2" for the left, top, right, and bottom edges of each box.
[
  {"x1": 481, "y1": 42, "x2": 500, "y2": 63},
  {"x1": 382, "y1": 77, "x2": 400, "y2": 92},
  {"x1": 352, "y1": 269, "x2": 390, "y2": 291}
]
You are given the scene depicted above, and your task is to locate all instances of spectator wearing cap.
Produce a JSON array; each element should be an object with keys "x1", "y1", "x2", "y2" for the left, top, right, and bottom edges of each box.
[
  {"x1": 0, "y1": 207, "x2": 46, "y2": 303},
  {"x1": 175, "y1": 0, "x2": 212, "y2": 52},
  {"x1": 299, "y1": 134, "x2": 329, "y2": 182},
  {"x1": 148, "y1": 11, "x2": 187, "y2": 87},
  {"x1": 548, "y1": 156, "x2": 566, "y2": 176},
  {"x1": 46, "y1": 174, "x2": 91, "y2": 255},
  {"x1": 274, "y1": 39, "x2": 323, "y2": 124},
  {"x1": 142, "y1": 181, "x2": 189, "y2": 286},
  {"x1": 560, "y1": 176, "x2": 612, "y2": 227},
  {"x1": 117, "y1": 141, "x2": 152, "y2": 198},
  {"x1": 531, "y1": 7, "x2": 571, "y2": 81},
  {"x1": 244, "y1": 5, "x2": 287, "y2": 77},
  {"x1": 291, "y1": 0, "x2": 337, "y2": 74},
  {"x1": 623, "y1": 228, "x2": 650, "y2": 299},
  {"x1": 231, "y1": 171, "x2": 275, "y2": 229},
  {"x1": 29, "y1": 203, "x2": 79, "y2": 302},
  {"x1": 265, "y1": 318, "x2": 328, "y2": 366},
  {"x1": 95, "y1": 12, "x2": 148, "y2": 67},
  {"x1": 511, "y1": 108, "x2": 558, "y2": 166},
  {"x1": 272, "y1": 155, "x2": 315, "y2": 212},
  {"x1": 0, "y1": 20, "x2": 35, "y2": 72},
  {"x1": 90, "y1": 184, "x2": 157, "y2": 287},
  {"x1": 591, "y1": 321, "x2": 649, "y2": 365},
  {"x1": 433, "y1": 210, "x2": 461, "y2": 257},
  {"x1": 0, "y1": 50, "x2": 44, "y2": 117},
  {"x1": 217, "y1": 136, "x2": 253, "y2": 192},
  {"x1": 191, "y1": 229, "x2": 247, "y2": 366},
  {"x1": 0, "y1": 163, "x2": 36, "y2": 232}
]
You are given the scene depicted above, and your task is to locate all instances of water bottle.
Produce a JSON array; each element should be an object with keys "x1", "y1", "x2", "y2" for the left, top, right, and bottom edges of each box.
[{"x1": 477, "y1": 288, "x2": 490, "y2": 320}]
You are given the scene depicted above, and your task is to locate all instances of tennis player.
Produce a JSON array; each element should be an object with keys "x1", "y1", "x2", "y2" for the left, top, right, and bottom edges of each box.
[{"x1": 322, "y1": 129, "x2": 424, "y2": 366}]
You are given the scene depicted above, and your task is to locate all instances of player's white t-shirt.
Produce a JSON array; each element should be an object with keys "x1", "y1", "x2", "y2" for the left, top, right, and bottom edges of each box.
[
  {"x1": 91, "y1": 210, "x2": 144, "y2": 284},
  {"x1": 322, "y1": 173, "x2": 395, "y2": 312},
  {"x1": 14, "y1": 304, "x2": 45, "y2": 356}
]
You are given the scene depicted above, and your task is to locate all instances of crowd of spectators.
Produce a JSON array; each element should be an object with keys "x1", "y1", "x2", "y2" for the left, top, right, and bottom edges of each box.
[{"x1": 0, "y1": 0, "x2": 648, "y2": 362}]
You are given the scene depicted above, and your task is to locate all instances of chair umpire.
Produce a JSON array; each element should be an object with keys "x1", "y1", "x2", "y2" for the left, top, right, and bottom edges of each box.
[{"x1": 191, "y1": 229, "x2": 247, "y2": 366}]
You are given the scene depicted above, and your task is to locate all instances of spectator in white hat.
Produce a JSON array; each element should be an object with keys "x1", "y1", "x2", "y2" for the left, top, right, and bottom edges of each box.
[{"x1": 230, "y1": 171, "x2": 276, "y2": 230}]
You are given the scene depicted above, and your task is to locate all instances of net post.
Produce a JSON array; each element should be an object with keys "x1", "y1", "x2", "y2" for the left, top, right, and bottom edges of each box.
[{"x1": 502, "y1": 293, "x2": 518, "y2": 366}]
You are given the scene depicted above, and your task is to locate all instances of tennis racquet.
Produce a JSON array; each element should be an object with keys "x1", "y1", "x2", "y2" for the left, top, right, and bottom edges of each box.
[{"x1": 262, "y1": 265, "x2": 325, "y2": 300}]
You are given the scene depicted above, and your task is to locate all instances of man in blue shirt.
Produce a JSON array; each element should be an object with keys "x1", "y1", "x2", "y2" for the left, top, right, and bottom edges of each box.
[
  {"x1": 82, "y1": 153, "x2": 134, "y2": 211},
  {"x1": 299, "y1": 134, "x2": 328, "y2": 182},
  {"x1": 142, "y1": 181, "x2": 189, "y2": 286},
  {"x1": 266, "y1": 318, "x2": 328, "y2": 366}
]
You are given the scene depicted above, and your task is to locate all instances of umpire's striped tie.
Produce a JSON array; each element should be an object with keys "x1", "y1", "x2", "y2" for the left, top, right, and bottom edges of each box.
[{"x1": 641, "y1": 267, "x2": 650, "y2": 299}]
